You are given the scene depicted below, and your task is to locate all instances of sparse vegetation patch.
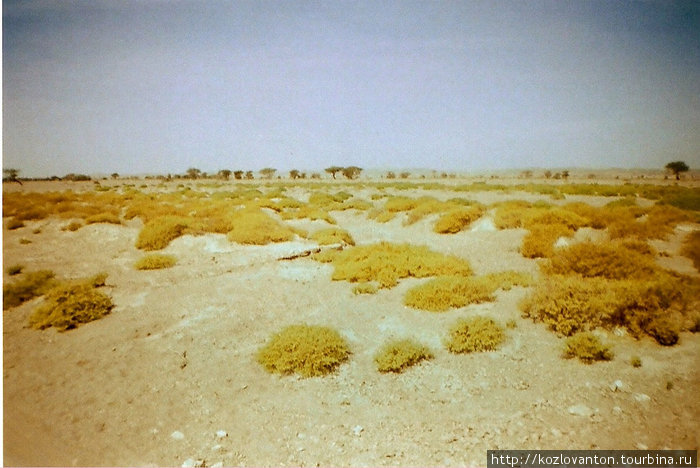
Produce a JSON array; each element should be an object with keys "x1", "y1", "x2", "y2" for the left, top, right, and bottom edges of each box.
[
  {"x1": 135, "y1": 254, "x2": 177, "y2": 270},
  {"x1": 3, "y1": 270, "x2": 57, "y2": 309},
  {"x1": 563, "y1": 332, "x2": 613, "y2": 363}
]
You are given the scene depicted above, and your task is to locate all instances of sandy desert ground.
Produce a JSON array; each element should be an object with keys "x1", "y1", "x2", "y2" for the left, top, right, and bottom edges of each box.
[{"x1": 3, "y1": 177, "x2": 699, "y2": 467}]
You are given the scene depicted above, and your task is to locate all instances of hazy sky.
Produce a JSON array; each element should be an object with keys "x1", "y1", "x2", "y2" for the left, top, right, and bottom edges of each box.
[{"x1": 3, "y1": 0, "x2": 699, "y2": 177}]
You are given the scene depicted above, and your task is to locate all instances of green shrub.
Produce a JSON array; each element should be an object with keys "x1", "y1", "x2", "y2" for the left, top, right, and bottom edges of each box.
[
  {"x1": 374, "y1": 339, "x2": 434, "y2": 373},
  {"x1": 3, "y1": 270, "x2": 57, "y2": 309},
  {"x1": 257, "y1": 325, "x2": 350, "y2": 377},
  {"x1": 6, "y1": 218, "x2": 25, "y2": 230},
  {"x1": 28, "y1": 277, "x2": 113, "y2": 331},
  {"x1": 310, "y1": 228, "x2": 355, "y2": 246},
  {"x1": 492, "y1": 200, "x2": 532, "y2": 229},
  {"x1": 228, "y1": 208, "x2": 297, "y2": 245},
  {"x1": 325, "y1": 242, "x2": 472, "y2": 288},
  {"x1": 562, "y1": 332, "x2": 613, "y2": 363},
  {"x1": 135, "y1": 254, "x2": 177, "y2": 270},
  {"x1": 135, "y1": 215, "x2": 190, "y2": 250},
  {"x1": 433, "y1": 206, "x2": 484, "y2": 234},
  {"x1": 445, "y1": 316, "x2": 505, "y2": 353}
]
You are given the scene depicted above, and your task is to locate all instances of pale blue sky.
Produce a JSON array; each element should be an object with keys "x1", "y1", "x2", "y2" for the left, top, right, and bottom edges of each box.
[{"x1": 3, "y1": 0, "x2": 699, "y2": 177}]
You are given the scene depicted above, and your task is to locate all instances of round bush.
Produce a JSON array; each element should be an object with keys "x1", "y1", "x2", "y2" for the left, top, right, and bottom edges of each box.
[
  {"x1": 257, "y1": 325, "x2": 350, "y2": 377},
  {"x1": 445, "y1": 316, "x2": 505, "y2": 353},
  {"x1": 374, "y1": 339, "x2": 433, "y2": 373}
]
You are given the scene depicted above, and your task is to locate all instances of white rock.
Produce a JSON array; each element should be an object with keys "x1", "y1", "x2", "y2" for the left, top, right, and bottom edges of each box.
[
  {"x1": 551, "y1": 428, "x2": 562, "y2": 437},
  {"x1": 568, "y1": 404, "x2": 593, "y2": 417},
  {"x1": 609, "y1": 380, "x2": 624, "y2": 392},
  {"x1": 215, "y1": 430, "x2": 228, "y2": 438},
  {"x1": 211, "y1": 462, "x2": 224, "y2": 468},
  {"x1": 554, "y1": 237, "x2": 571, "y2": 248},
  {"x1": 612, "y1": 406, "x2": 623, "y2": 416},
  {"x1": 352, "y1": 425, "x2": 364, "y2": 436},
  {"x1": 636, "y1": 443, "x2": 648, "y2": 450},
  {"x1": 211, "y1": 444, "x2": 223, "y2": 451},
  {"x1": 171, "y1": 431, "x2": 185, "y2": 440},
  {"x1": 634, "y1": 393, "x2": 651, "y2": 403},
  {"x1": 181, "y1": 459, "x2": 196, "y2": 468}
]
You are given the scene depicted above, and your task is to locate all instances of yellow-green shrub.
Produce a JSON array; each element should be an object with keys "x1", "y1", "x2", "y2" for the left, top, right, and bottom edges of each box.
[
  {"x1": 445, "y1": 316, "x2": 505, "y2": 353},
  {"x1": 257, "y1": 325, "x2": 350, "y2": 377},
  {"x1": 404, "y1": 271, "x2": 534, "y2": 312},
  {"x1": 520, "y1": 272, "x2": 693, "y2": 344},
  {"x1": 544, "y1": 241, "x2": 658, "y2": 279},
  {"x1": 85, "y1": 213, "x2": 122, "y2": 225},
  {"x1": 563, "y1": 332, "x2": 613, "y2": 363},
  {"x1": 681, "y1": 230, "x2": 700, "y2": 271},
  {"x1": 3, "y1": 270, "x2": 57, "y2": 309},
  {"x1": 135, "y1": 254, "x2": 177, "y2": 270},
  {"x1": 326, "y1": 242, "x2": 472, "y2": 288},
  {"x1": 375, "y1": 339, "x2": 434, "y2": 373},
  {"x1": 310, "y1": 228, "x2": 355, "y2": 246},
  {"x1": 135, "y1": 215, "x2": 191, "y2": 250},
  {"x1": 520, "y1": 224, "x2": 573, "y2": 258},
  {"x1": 434, "y1": 206, "x2": 484, "y2": 234},
  {"x1": 62, "y1": 221, "x2": 83, "y2": 232},
  {"x1": 7, "y1": 264, "x2": 24, "y2": 276},
  {"x1": 227, "y1": 208, "x2": 297, "y2": 245},
  {"x1": 523, "y1": 208, "x2": 588, "y2": 230},
  {"x1": 28, "y1": 277, "x2": 113, "y2": 331},
  {"x1": 492, "y1": 200, "x2": 532, "y2": 229}
]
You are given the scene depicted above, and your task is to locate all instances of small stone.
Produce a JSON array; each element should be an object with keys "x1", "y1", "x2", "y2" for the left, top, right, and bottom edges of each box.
[
  {"x1": 181, "y1": 459, "x2": 195, "y2": 468},
  {"x1": 568, "y1": 404, "x2": 593, "y2": 417},
  {"x1": 171, "y1": 431, "x2": 185, "y2": 440},
  {"x1": 551, "y1": 428, "x2": 562, "y2": 438},
  {"x1": 215, "y1": 430, "x2": 228, "y2": 438},
  {"x1": 634, "y1": 393, "x2": 651, "y2": 403},
  {"x1": 636, "y1": 443, "x2": 648, "y2": 450},
  {"x1": 211, "y1": 463, "x2": 223, "y2": 468},
  {"x1": 297, "y1": 432, "x2": 306, "y2": 439},
  {"x1": 612, "y1": 406, "x2": 623, "y2": 416},
  {"x1": 352, "y1": 425, "x2": 364, "y2": 436},
  {"x1": 609, "y1": 380, "x2": 624, "y2": 392},
  {"x1": 211, "y1": 444, "x2": 223, "y2": 452}
]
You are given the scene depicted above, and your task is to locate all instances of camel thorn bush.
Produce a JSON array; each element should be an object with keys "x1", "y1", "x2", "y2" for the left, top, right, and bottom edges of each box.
[{"x1": 374, "y1": 339, "x2": 434, "y2": 373}]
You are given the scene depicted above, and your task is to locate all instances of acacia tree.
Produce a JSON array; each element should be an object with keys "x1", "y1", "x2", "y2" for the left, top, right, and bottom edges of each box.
[
  {"x1": 289, "y1": 169, "x2": 301, "y2": 179},
  {"x1": 218, "y1": 169, "x2": 232, "y2": 180},
  {"x1": 245, "y1": 171, "x2": 254, "y2": 180},
  {"x1": 186, "y1": 168, "x2": 201, "y2": 179},
  {"x1": 260, "y1": 168, "x2": 276, "y2": 179},
  {"x1": 233, "y1": 170, "x2": 243, "y2": 180},
  {"x1": 325, "y1": 166, "x2": 342, "y2": 179},
  {"x1": 341, "y1": 166, "x2": 362, "y2": 180},
  {"x1": 3, "y1": 168, "x2": 22, "y2": 185},
  {"x1": 665, "y1": 161, "x2": 689, "y2": 180}
]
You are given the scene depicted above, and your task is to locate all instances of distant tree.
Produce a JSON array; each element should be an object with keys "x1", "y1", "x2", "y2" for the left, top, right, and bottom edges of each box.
[
  {"x1": 520, "y1": 170, "x2": 533, "y2": 179},
  {"x1": 341, "y1": 166, "x2": 362, "y2": 180},
  {"x1": 218, "y1": 169, "x2": 232, "y2": 180},
  {"x1": 325, "y1": 166, "x2": 342, "y2": 179},
  {"x1": 233, "y1": 170, "x2": 243, "y2": 180},
  {"x1": 544, "y1": 170, "x2": 552, "y2": 179},
  {"x1": 310, "y1": 173, "x2": 321, "y2": 179},
  {"x1": 63, "y1": 173, "x2": 91, "y2": 181},
  {"x1": 289, "y1": 169, "x2": 301, "y2": 179},
  {"x1": 111, "y1": 172, "x2": 119, "y2": 180},
  {"x1": 3, "y1": 168, "x2": 22, "y2": 185},
  {"x1": 441, "y1": 172, "x2": 448, "y2": 179},
  {"x1": 386, "y1": 171, "x2": 396, "y2": 179},
  {"x1": 245, "y1": 171, "x2": 254, "y2": 180},
  {"x1": 665, "y1": 161, "x2": 689, "y2": 180},
  {"x1": 561, "y1": 170, "x2": 570, "y2": 180},
  {"x1": 186, "y1": 168, "x2": 201, "y2": 179},
  {"x1": 400, "y1": 172, "x2": 411, "y2": 179},
  {"x1": 553, "y1": 172, "x2": 561, "y2": 180},
  {"x1": 260, "y1": 168, "x2": 276, "y2": 179}
]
